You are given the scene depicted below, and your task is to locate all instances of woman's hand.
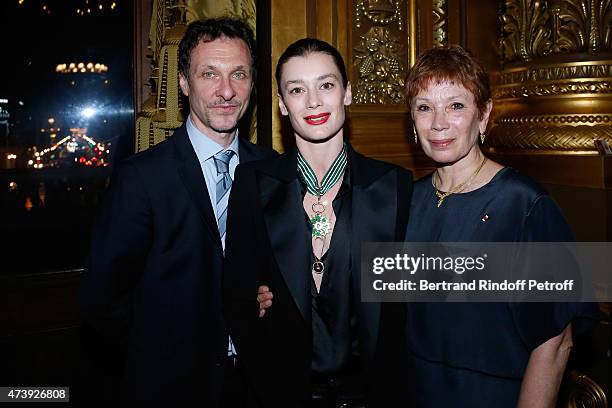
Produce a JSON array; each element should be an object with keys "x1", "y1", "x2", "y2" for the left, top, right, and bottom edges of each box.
[{"x1": 257, "y1": 285, "x2": 273, "y2": 318}]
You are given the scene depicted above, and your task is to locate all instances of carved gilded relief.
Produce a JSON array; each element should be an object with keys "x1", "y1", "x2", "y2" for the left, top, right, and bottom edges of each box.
[
  {"x1": 353, "y1": 27, "x2": 406, "y2": 104},
  {"x1": 492, "y1": 1, "x2": 612, "y2": 152},
  {"x1": 500, "y1": 0, "x2": 552, "y2": 62},
  {"x1": 351, "y1": 0, "x2": 414, "y2": 106},
  {"x1": 501, "y1": 0, "x2": 612, "y2": 63},
  {"x1": 548, "y1": 0, "x2": 612, "y2": 53},
  {"x1": 433, "y1": 0, "x2": 448, "y2": 47}
]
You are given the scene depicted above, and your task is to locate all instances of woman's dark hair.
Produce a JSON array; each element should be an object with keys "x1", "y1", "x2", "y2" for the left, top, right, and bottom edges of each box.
[
  {"x1": 178, "y1": 18, "x2": 256, "y2": 81},
  {"x1": 405, "y1": 45, "x2": 491, "y2": 119},
  {"x1": 275, "y1": 38, "x2": 348, "y2": 91}
]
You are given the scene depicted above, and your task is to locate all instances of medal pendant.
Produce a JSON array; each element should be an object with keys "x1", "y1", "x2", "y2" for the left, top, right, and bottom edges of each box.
[
  {"x1": 310, "y1": 213, "x2": 331, "y2": 238},
  {"x1": 313, "y1": 261, "x2": 324, "y2": 274}
]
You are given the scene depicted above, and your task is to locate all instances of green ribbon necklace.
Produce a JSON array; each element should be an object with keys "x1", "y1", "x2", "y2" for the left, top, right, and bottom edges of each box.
[
  {"x1": 297, "y1": 143, "x2": 347, "y2": 197},
  {"x1": 297, "y1": 143, "x2": 348, "y2": 274}
]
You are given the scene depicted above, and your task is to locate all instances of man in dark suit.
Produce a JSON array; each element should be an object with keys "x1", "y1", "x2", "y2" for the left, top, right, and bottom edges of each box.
[
  {"x1": 78, "y1": 18, "x2": 275, "y2": 405},
  {"x1": 223, "y1": 38, "x2": 412, "y2": 407}
]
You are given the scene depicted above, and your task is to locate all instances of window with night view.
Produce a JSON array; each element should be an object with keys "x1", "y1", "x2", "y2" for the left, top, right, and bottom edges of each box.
[{"x1": 0, "y1": 0, "x2": 134, "y2": 274}]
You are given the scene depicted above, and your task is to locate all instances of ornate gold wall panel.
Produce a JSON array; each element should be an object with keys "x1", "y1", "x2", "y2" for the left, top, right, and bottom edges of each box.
[
  {"x1": 343, "y1": 0, "x2": 429, "y2": 175},
  {"x1": 135, "y1": 0, "x2": 256, "y2": 152},
  {"x1": 350, "y1": 0, "x2": 417, "y2": 107},
  {"x1": 491, "y1": 1, "x2": 612, "y2": 153},
  {"x1": 353, "y1": 26, "x2": 407, "y2": 104}
]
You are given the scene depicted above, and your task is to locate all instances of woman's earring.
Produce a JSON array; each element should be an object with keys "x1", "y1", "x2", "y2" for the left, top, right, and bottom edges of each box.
[
  {"x1": 413, "y1": 125, "x2": 418, "y2": 144},
  {"x1": 480, "y1": 131, "x2": 486, "y2": 144}
]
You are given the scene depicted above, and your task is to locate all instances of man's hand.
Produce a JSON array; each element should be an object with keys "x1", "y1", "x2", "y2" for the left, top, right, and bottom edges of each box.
[{"x1": 257, "y1": 285, "x2": 273, "y2": 318}]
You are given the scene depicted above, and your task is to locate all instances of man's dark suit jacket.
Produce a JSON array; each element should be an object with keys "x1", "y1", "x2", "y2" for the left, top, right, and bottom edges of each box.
[
  {"x1": 223, "y1": 144, "x2": 413, "y2": 407},
  {"x1": 77, "y1": 124, "x2": 276, "y2": 405}
]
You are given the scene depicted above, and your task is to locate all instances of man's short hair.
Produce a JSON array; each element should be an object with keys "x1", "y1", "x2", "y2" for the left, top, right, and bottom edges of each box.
[{"x1": 178, "y1": 17, "x2": 256, "y2": 81}]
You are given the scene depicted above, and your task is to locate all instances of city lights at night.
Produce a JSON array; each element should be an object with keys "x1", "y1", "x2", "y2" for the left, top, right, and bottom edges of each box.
[
  {"x1": 1, "y1": 0, "x2": 133, "y2": 277},
  {"x1": 55, "y1": 62, "x2": 109, "y2": 74},
  {"x1": 17, "y1": 0, "x2": 121, "y2": 16},
  {"x1": 28, "y1": 128, "x2": 111, "y2": 169},
  {"x1": 3, "y1": 54, "x2": 131, "y2": 173}
]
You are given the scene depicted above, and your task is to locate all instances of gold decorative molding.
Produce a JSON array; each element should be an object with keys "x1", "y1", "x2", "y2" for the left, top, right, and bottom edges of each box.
[
  {"x1": 487, "y1": 123, "x2": 612, "y2": 150},
  {"x1": 499, "y1": 62, "x2": 612, "y2": 84},
  {"x1": 496, "y1": 62, "x2": 612, "y2": 98},
  {"x1": 353, "y1": 26, "x2": 406, "y2": 104},
  {"x1": 496, "y1": 113, "x2": 612, "y2": 126},
  {"x1": 409, "y1": 0, "x2": 416, "y2": 66},
  {"x1": 495, "y1": 80, "x2": 612, "y2": 99},
  {"x1": 500, "y1": 0, "x2": 612, "y2": 63},
  {"x1": 355, "y1": 0, "x2": 404, "y2": 31},
  {"x1": 491, "y1": 58, "x2": 612, "y2": 149},
  {"x1": 495, "y1": 60, "x2": 612, "y2": 125},
  {"x1": 432, "y1": 0, "x2": 447, "y2": 47}
]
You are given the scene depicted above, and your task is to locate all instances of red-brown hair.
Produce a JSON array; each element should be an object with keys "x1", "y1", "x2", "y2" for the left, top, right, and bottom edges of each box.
[{"x1": 405, "y1": 45, "x2": 491, "y2": 119}]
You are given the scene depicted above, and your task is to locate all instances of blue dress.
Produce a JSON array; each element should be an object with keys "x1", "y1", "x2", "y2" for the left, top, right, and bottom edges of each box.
[{"x1": 402, "y1": 167, "x2": 598, "y2": 407}]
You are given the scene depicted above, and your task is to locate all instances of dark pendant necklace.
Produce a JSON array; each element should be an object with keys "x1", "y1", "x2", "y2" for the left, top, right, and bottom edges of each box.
[{"x1": 313, "y1": 258, "x2": 324, "y2": 274}]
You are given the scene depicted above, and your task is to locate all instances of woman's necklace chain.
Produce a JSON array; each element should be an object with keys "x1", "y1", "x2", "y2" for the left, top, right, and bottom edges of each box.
[{"x1": 432, "y1": 156, "x2": 488, "y2": 208}]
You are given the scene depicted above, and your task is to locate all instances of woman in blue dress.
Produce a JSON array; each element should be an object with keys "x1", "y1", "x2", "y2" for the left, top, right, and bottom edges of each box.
[{"x1": 399, "y1": 45, "x2": 597, "y2": 408}]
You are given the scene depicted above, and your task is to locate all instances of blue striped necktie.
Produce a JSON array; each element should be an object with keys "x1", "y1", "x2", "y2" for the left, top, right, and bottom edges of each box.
[
  {"x1": 214, "y1": 150, "x2": 238, "y2": 357},
  {"x1": 213, "y1": 150, "x2": 235, "y2": 248}
]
